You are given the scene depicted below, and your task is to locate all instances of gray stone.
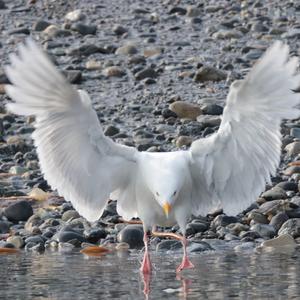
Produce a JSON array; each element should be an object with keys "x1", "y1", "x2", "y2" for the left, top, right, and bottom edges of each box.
[
  {"x1": 25, "y1": 242, "x2": 45, "y2": 253},
  {"x1": 251, "y1": 224, "x2": 276, "y2": 239},
  {"x1": 85, "y1": 228, "x2": 107, "y2": 243},
  {"x1": 261, "y1": 187, "x2": 287, "y2": 201},
  {"x1": 103, "y1": 66, "x2": 126, "y2": 77},
  {"x1": 25, "y1": 235, "x2": 45, "y2": 245},
  {"x1": 61, "y1": 210, "x2": 80, "y2": 222},
  {"x1": 65, "y1": 9, "x2": 86, "y2": 22},
  {"x1": 248, "y1": 211, "x2": 268, "y2": 224},
  {"x1": 117, "y1": 225, "x2": 144, "y2": 248},
  {"x1": 189, "y1": 241, "x2": 213, "y2": 252},
  {"x1": 201, "y1": 104, "x2": 223, "y2": 115},
  {"x1": 33, "y1": 20, "x2": 52, "y2": 31},
  {"x1": 68, "y1": 44, "x2": 101, "y2": 56},
  {"x1": 116, "y1": 44, "x2": 138, "y2": 55},
  {"x1": 135, "y1": 68, "x2": 157, "y2": 80},
  {"x1": 213, "y1": 29, "x2": 243, "y2": 39},
  {"x1": 270, "y1": 212, "x2": 289, "y2": 231},
  {"x1": 176, "y1": 136, "x2": 193, "y2": 148},
  {"x1": 169, "y1": 101, "x2": 202, "y2": 120},
  {"x1": 276, "y1": 181, "x2": 298, "y2": 192},
  {"x1": 156, "y1": 240, "x2": 182, "y2": 251},
  {"x1": 260, "y1": 234, "x2": 296, "y2": 250},
  {"x1": 197, "y1": 115, "x2": 221, "y2": 127},
  {"x1": 283, "y1": 166, "x2": 300, "y2": 176},
  {"x1": 64, "y1": 70, "x2": 82, "y2": 84},
  {"x1": 211, "y1": 215, "x2": 238, "y2": 228},
  {"x1": 25, "y1": 215, "x2": 43, "y2": 232},
  {"x1": 186, "y1": 222, "x2": 208, "y2": 235},
  {"x1": 186, "y1": 6, "x2": 201, "y2": 17},
  {"x1": 194, "y1": 66, "x2": 227, "y2": 82},
  {"x1": 4, "y1": 201, "x2": 33, "y2": 223},
  {"x1": 290, "y1": 128, "x2": 300, "y2": 139},
  {"x1": 278, "y1": 218, "x2": 300, "y2": 238},
  {"x1": 56, "y1": 231, "x2": 86, "y2": 244},
  {"x1": 104, "y1": 125, "x2": 120, "y2": 137},
  {"x1": 43, "y1": 25, "x2": 71, "y2": 38},
  {"x1": 71, "y1": 23, "x2": 97, "y2": 35},
  {"x1": 113, "y1": 25, "x2": 127, "y2": 35}
]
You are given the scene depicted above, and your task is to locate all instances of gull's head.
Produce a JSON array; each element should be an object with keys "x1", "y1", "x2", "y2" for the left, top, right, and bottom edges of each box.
[{"x1": 141, "y1": 153, "x2": 189, "y2": 218}]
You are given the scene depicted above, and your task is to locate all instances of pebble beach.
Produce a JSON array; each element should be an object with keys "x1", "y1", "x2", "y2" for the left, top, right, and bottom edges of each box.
[{"x1": 1, "y1": 0, "x2": 300, "y2": 270}]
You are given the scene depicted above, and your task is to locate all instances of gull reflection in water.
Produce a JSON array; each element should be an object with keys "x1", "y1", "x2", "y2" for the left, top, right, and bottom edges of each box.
[{"x1": 140, "y1": 269, "x2": 193, "y2": 300}]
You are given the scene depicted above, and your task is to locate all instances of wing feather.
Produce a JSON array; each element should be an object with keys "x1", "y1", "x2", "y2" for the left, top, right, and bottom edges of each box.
[
  {"x1": 5, "y1": 38, "x2": 138, "y2": 222},
  {"x1": 190, "y1": 41, "x2": 300, "y2": 215}
]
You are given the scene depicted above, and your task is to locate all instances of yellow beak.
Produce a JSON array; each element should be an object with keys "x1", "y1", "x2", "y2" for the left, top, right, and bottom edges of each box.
[{"x1": 163, "y1": 202, "x2": 171, "y2": 218}]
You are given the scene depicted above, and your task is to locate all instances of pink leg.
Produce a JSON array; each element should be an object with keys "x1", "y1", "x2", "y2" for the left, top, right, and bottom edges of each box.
[
  {"x1": 140, "y1": 231, "x2": 152, "y2": 274},
  {"x1": 151, "y1": 230, "x2": 194, "y2": 273},
  {"x1": 176, "y1": 236, "x2": 194, "y2": 273}
]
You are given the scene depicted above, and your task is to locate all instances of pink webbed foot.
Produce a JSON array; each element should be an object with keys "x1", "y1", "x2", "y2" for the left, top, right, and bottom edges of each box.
[{"x1": 176, "y1": 255, "x2": 195, "y2": 273}]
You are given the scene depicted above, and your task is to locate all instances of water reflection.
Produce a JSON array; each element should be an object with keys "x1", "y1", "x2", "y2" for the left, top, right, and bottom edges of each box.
[{"x1": 1, "y1": 249, "x2": 300, "y2": 299}]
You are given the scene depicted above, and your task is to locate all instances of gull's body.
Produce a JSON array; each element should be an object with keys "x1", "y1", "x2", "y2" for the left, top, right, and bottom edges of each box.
[{"x1": 4, "y1": 39, "x2": 300, "y2": 273}]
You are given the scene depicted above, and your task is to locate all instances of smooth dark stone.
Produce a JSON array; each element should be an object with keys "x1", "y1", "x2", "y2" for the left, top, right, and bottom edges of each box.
[
  {"x1": 71, "y1": 23, "x2": 97, "y2": 35},
  {"x1": 202, "y1": 104, "x2": 223, "y2": 115},
  {"x1": 211, "y1": 215, "x2": 238, "y2": 228},
  {"x1": 25, "y1": 235, "x2": 45, "y2": 245},
  {"x1": 156, "y1": 240, "x2": 182, "y2": 251},
  {"x1": 33, "y1": 20, "x2": 51, "y2": 31},
  {"x1": 104, "y1": 125, "x2": 120, "y2": 136},
  {"x1": 117, "y1": 225, "x2": 144, "y2": 248},
  {"x1": 276, "y1": 181, "x2": 298, "y2": 192},
  {"x1": 135, "y1": 68, "x2": 158, "y2": 80},
  {"x1": 186, "y1": 222, "x2": 208, "y2": 235},
  {"x1": 4, "y1": 201, "x2": 33, "y2": 223},
  {"x1": 270, "y1": 212, "x2": 289, "y2": 231},
  {"x1": 85, "y1": 228, "x2": 107, "y2": 243},
  {"x1": 56, "y1": 231, "x2": 86, "y2": 244},
  {"x1": 189, "y1": 241, "x2": 213, "y2": 252}
]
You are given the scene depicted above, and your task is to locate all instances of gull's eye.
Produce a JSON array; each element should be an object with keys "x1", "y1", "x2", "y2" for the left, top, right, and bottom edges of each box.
[
  {"x1": 156, "y1": 192, "x2": 160, "y2": 196},
  {"x1": 173, "y1": 191, "x2": 177, "y2": 196}
]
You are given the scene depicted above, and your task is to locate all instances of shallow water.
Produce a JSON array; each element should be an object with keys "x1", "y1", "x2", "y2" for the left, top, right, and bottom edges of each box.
[{"x1": 1, "y1": 249, "x2": 300, "y2": 300}]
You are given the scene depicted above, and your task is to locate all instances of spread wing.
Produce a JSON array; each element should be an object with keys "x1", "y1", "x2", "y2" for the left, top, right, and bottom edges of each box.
[
  {"x1": 189, "y1": 41, "x2": 300, "y2": 215},
  {"x1": 5, "y1": 39, "x2": 138, "y2": 222}
]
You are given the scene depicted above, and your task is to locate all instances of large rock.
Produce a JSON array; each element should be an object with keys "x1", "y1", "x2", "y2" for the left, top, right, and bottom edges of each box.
[
  {"x1": 251, "y1": 224, "x2": 275, "y2": 239},
  {"x1": 169, "y1": 101, "x2": 202, "y2": 120},
  {"x1": 278, "y1": 218, "x2": 300, "y2": 238},
  {"x1": 4, "y1": 201, "x2": 33, "y2": 223},
  {"x1": 259, "y1": 234, "x2": 297, "y2": 251},
  {"x1": 261, "y1": 187, "x2": 287, "y2": 201},
  {"x1": 270, "y1": 212, "x2": 289, "y2": 231},
  {"x1": 117, "y1": 224, "x2": 144, "y2": 248}
]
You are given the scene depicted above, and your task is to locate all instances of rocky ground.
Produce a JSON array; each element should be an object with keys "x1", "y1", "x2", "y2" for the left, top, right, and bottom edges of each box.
[{"x1": 1, "y1": 0, "x2": 300, "y2": 256}]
